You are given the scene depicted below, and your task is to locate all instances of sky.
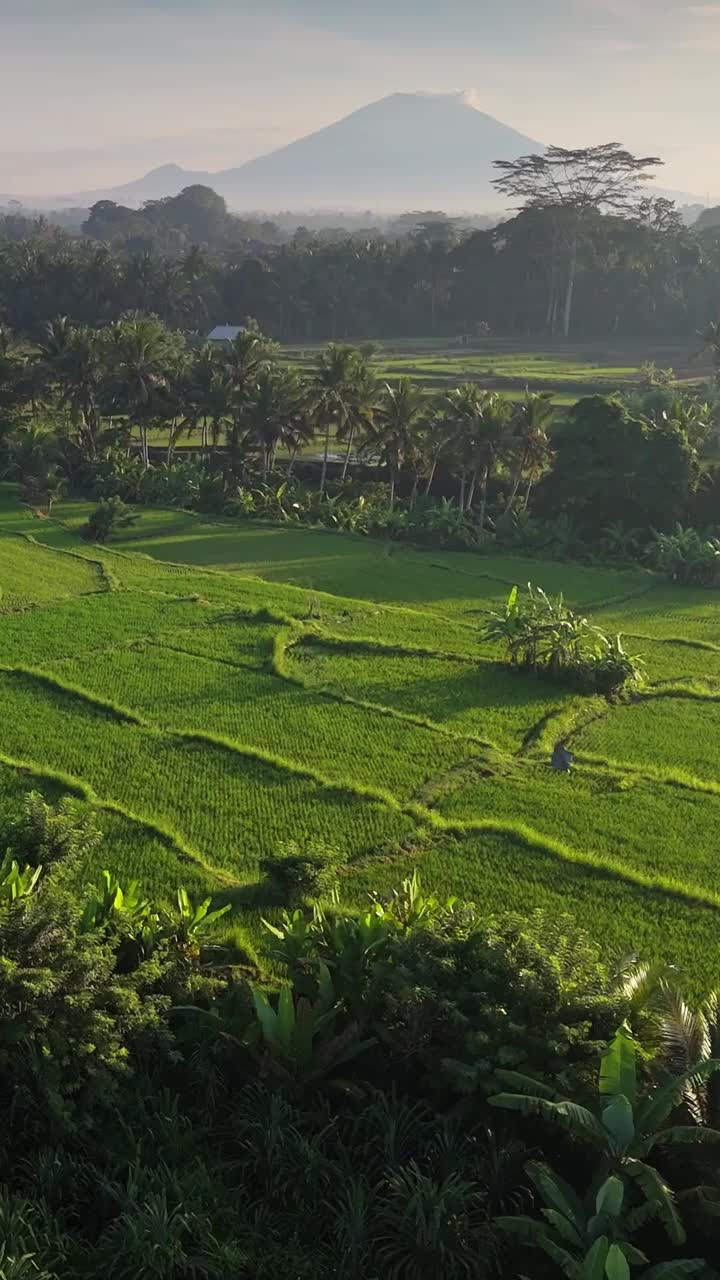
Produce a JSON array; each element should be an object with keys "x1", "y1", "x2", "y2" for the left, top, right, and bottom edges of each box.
[{"x1": 0, "y1": 0, "x2": 719, "y2": 198}]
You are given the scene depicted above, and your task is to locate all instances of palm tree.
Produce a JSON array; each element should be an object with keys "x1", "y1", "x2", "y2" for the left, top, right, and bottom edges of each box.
[
  {"x1": 415, "y1": 402, "x2": 454, "y2": 498},
  {"x1": 221, "y1": 321, "x2": 277, "y2": 467},
  {"x1": 105, "y1": 313, "x2": 182, "y2": 469},
  {"x1": 506, "y1": 392, "x2": 555, "y2": 511},
  {"x1": 181, "y1": 344, "x2": 233, "y2": 459},
  {"x1": 122, "y1": 251, "x2": 160, "y2": 313},
  {"x1": 308, "y1": 344, "x2": 361, "y2": 495},
  {"x1": 337, "y1": 358, "x2": 377, "y2": 482},
  {"x1": 283, "y1": 383, "x2": 315, "y2": 478},
  {"x1": 659, "y1": 986, "x2": 720, "y2": 1128},
  {"x1": 38, "y1": 317, "x2": 104, "y2": 459},
  {"x1": 0, "y1": 324, "x2": 26, "y2": 418},
  {"x1": 363, "y1": 378, "x2": 425, "y2": 509},
  {"x1": 444, "y1": 385, "x2": 513, "y2": 534},
  {"x1": 6, "y1": 424, "x2": 64, "y2": 513},
  {"x1": 703, "y1": 320, "x2": 720, "y2": 384},
  {"x1": 245, "y1": 367, "x2": 308, "y2": 481},
  {"x1": 181, "y1": 245, "x2": 213, "y2": 331}
]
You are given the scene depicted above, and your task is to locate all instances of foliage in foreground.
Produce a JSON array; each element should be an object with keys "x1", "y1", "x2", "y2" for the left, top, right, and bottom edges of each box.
[
  {"x1": 1, "y1": 796, "x2": 720, "y2": 1276},
  {"x1": 483, "y1": 584, "x2": 646, "y2": 696}
]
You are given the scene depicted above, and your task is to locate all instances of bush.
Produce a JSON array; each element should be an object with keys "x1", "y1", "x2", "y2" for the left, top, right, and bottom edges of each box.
[
  {"x1": 483, "y1": 584, "x2": 646, "y2": 697},
  {"x1": 7, "y1": 791, "x2": 102, "y2": 869},
  {"x1": 260, "y1": 840, "x2": 346, "y2": 903},
  {"x1": 80, "y1": 496, "x2": 137, "y2": 543},
  {"x1": 646, "y1": 523, "x2": 720, "y2": 587}
]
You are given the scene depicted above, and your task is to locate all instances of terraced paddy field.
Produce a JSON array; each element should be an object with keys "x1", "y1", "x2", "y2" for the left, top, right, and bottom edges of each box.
[
  {"x1": 2, "y1": 486, "x2": 720, "y2": 988},
  {"x1": 143, "y1": 337, "x2": 708, "y2": 448}
]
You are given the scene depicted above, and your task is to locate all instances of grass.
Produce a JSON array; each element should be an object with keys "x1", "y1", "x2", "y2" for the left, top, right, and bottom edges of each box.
[
  {"x1": 0, "y1": 532, "x2": 103, "y2": 610},
  {"x1": 573, "y1": 695, "x2": 720, "y2": 785},
  {"x1": 285, "y1": 637, "x2": 579, "y2": 753},
  {"x1": 436, "y1": 760, "x2": 720, "y2": 903},
  {"x1": 2, "y1": 482, "x2": 720, "y2": 982}
]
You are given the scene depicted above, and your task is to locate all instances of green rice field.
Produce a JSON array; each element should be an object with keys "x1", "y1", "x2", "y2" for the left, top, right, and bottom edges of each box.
[
  {"x1": 145, "y1": 336, "x2": 707, "y2": 448},
  {"x1": 2, "y1": 485, "x2": 720, "y2": 989}
]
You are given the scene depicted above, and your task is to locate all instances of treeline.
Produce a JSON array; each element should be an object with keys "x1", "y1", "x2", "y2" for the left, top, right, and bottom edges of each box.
[
  {"x1": 2, "y1": 183, "x2": 720, "y2": 340},
  {"x1": 2, "y1": 790, "x2": 720, "y2": 1277},
  {"x1": 4, "y1": 317, "x2": 720, "y2": 575}
]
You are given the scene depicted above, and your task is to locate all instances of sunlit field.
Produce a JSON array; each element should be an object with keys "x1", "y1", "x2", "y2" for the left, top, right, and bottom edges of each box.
[
  {"x1": 142, "y1": 335, "x2": 707, "y2": 448},
  {"x1": 2, "y1": 485, "x2": 720, "y2": 988}
]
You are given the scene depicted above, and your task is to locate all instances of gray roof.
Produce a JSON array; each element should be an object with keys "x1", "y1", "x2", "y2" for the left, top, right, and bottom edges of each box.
[{"x1": 207, "y1": 325, "x2": 245, "y2": 341}]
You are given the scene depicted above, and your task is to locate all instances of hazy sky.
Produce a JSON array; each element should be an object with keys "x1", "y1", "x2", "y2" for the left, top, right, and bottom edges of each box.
[{"x1": 1, "y1": 0, "x2": 719, "y2": 196}]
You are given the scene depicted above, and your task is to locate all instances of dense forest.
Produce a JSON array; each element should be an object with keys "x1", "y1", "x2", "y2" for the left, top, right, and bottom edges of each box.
[{"x1": 1, "y1": 177, "x2": 720, "y2": 343}]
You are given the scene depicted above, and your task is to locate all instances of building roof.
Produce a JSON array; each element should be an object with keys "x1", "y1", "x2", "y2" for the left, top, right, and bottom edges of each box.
[{"x1": 207, "y1": 325, "x2": 245, "y2": 341}]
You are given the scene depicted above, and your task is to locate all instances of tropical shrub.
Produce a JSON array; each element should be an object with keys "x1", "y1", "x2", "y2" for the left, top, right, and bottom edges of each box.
[
  {"x1": 646, "y1": 524, "x2": 720, "y2": 587},
  {"x1": 7, "y1": 790, "x2": 101, "y2": 869},
  {"x1": 0, "y1": 802, "x2": 718, "y2": 1277},
  {"x1": 491, "y1": 1023, "x2": 720, "y2": 1270},
  {"x1": 80, "y1": 496, "x2": 137, "y2": 543},
  {"x1": 483, "y1": 584, "x2": 646, "y2": 696},
  {"x1": 260, "y1": 839, "x2": 347, "y2": 904}
]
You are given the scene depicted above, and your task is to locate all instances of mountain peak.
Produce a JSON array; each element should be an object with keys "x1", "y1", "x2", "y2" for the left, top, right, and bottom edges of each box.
[
  {"x1": 212, "y1": 92, "x2": 542, "y2": 211},
  {"x1": 69, "y1": 92, "x2": 543, "y2": 213}
]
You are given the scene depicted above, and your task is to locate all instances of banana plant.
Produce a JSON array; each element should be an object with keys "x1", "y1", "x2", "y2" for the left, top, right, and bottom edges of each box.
[
  {"x1": 491, "y1": 1024, "x2": 720, "y2": 1248},
  {"x1": 496, "y1": 1162, "x2": 705, "y2": 1278},
  {"x1": 0, "y1": 852, "x2": 42, "y2": 906}
]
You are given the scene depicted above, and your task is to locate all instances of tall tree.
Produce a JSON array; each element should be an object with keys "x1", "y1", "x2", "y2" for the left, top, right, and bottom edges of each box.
[
  {"x1": 38, "y1": 317, "x2": 105, "y2": 459},
  {"x1": 105, "y1": 313, "x2": 182, "y2": 468},
  {"x1": 337, "y1": 357, "x2": 377, "y2": 481},
  {"x1": 364, "y1": 378, "x2": 426, "y2": 508},
  {"x1": 506, "y1": 392, "x2": 555, "y2": 510},
  {"x1": 444, "y1": 386, "x2": 513, "y2": 532},
  {"x1": 703, "y1": 320, "x2": 720, "y2": 384},
  {"x1": 7, "y1": 423, "x2": 64, "y2": 513},
  {"x1": 181, "y1": 344, "x2": 233, "y2": 458},
  {"x1": 245, "y1": 366, "x2": 308, "y2": 481},
  {"x1": 309, "y1": 344, "x2": 361, "y2": 495},
  {"x1": 493, "y1": 144, "x2": 662, "y2": 336},
  {"x1": 221, "y1": 321, "x2": 277, "y2": 470}
]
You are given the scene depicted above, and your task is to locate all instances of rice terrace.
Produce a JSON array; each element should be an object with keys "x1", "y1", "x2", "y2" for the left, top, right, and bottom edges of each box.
[{"x1": 2, "y1": 484, "x2": 720, "y2": 988}]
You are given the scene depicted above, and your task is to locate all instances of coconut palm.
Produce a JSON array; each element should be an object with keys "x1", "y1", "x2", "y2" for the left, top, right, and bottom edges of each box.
[
  {"x1": 444, "y1": 385, "x2": 513, "y2": 533},
  {"x1": 416, "y1": 403, "x2": 455, "y2": 498},
  {"x1": 221, "y1": 321, "x2": 277, "y2": 468},
  {"x1": 363, "y1": 378, "x2": 426, "y2": 509},
  {"x1": 337, "y1": 358, "x2": 377, "y2": 482},
  {"x1": 659, "y1": 987, "x2": 720, "y2": 1128},
  {"x1": 308, "y1": 343, "x2": 362, "y2": 495},
  {"x1": 6, "y1": 424, "x2": 64, "y2": 513},
  {"x1": 0, "y1": 324, "x2": 26, "y2": 418},
  {"x1": 104, "y1": 313, "x2": 182, "y2": 469},
  {"x1": 506, "y1": 391, "x2": 555, "y2": 511},
  {"x1": 703, "y1": 320, "x2": 720, "y2": 384},
  {"x1": 38, "y1": 317, "x2": 104, "y2": 459},
  {"x1": 181, "y1": 344, "x2": 233, "y2": 458},
  {"x1": 245, "y1": 366, "x2": 308, "y2": 481}
]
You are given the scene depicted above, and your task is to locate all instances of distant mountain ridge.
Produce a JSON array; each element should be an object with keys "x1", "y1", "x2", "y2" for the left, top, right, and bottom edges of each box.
[
  {"x1": 4, "y1": 93, "x2": 712, "y2": 216},
  {"x1": 22, "y1": 93, "x2": 545, "y2": 213}
]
